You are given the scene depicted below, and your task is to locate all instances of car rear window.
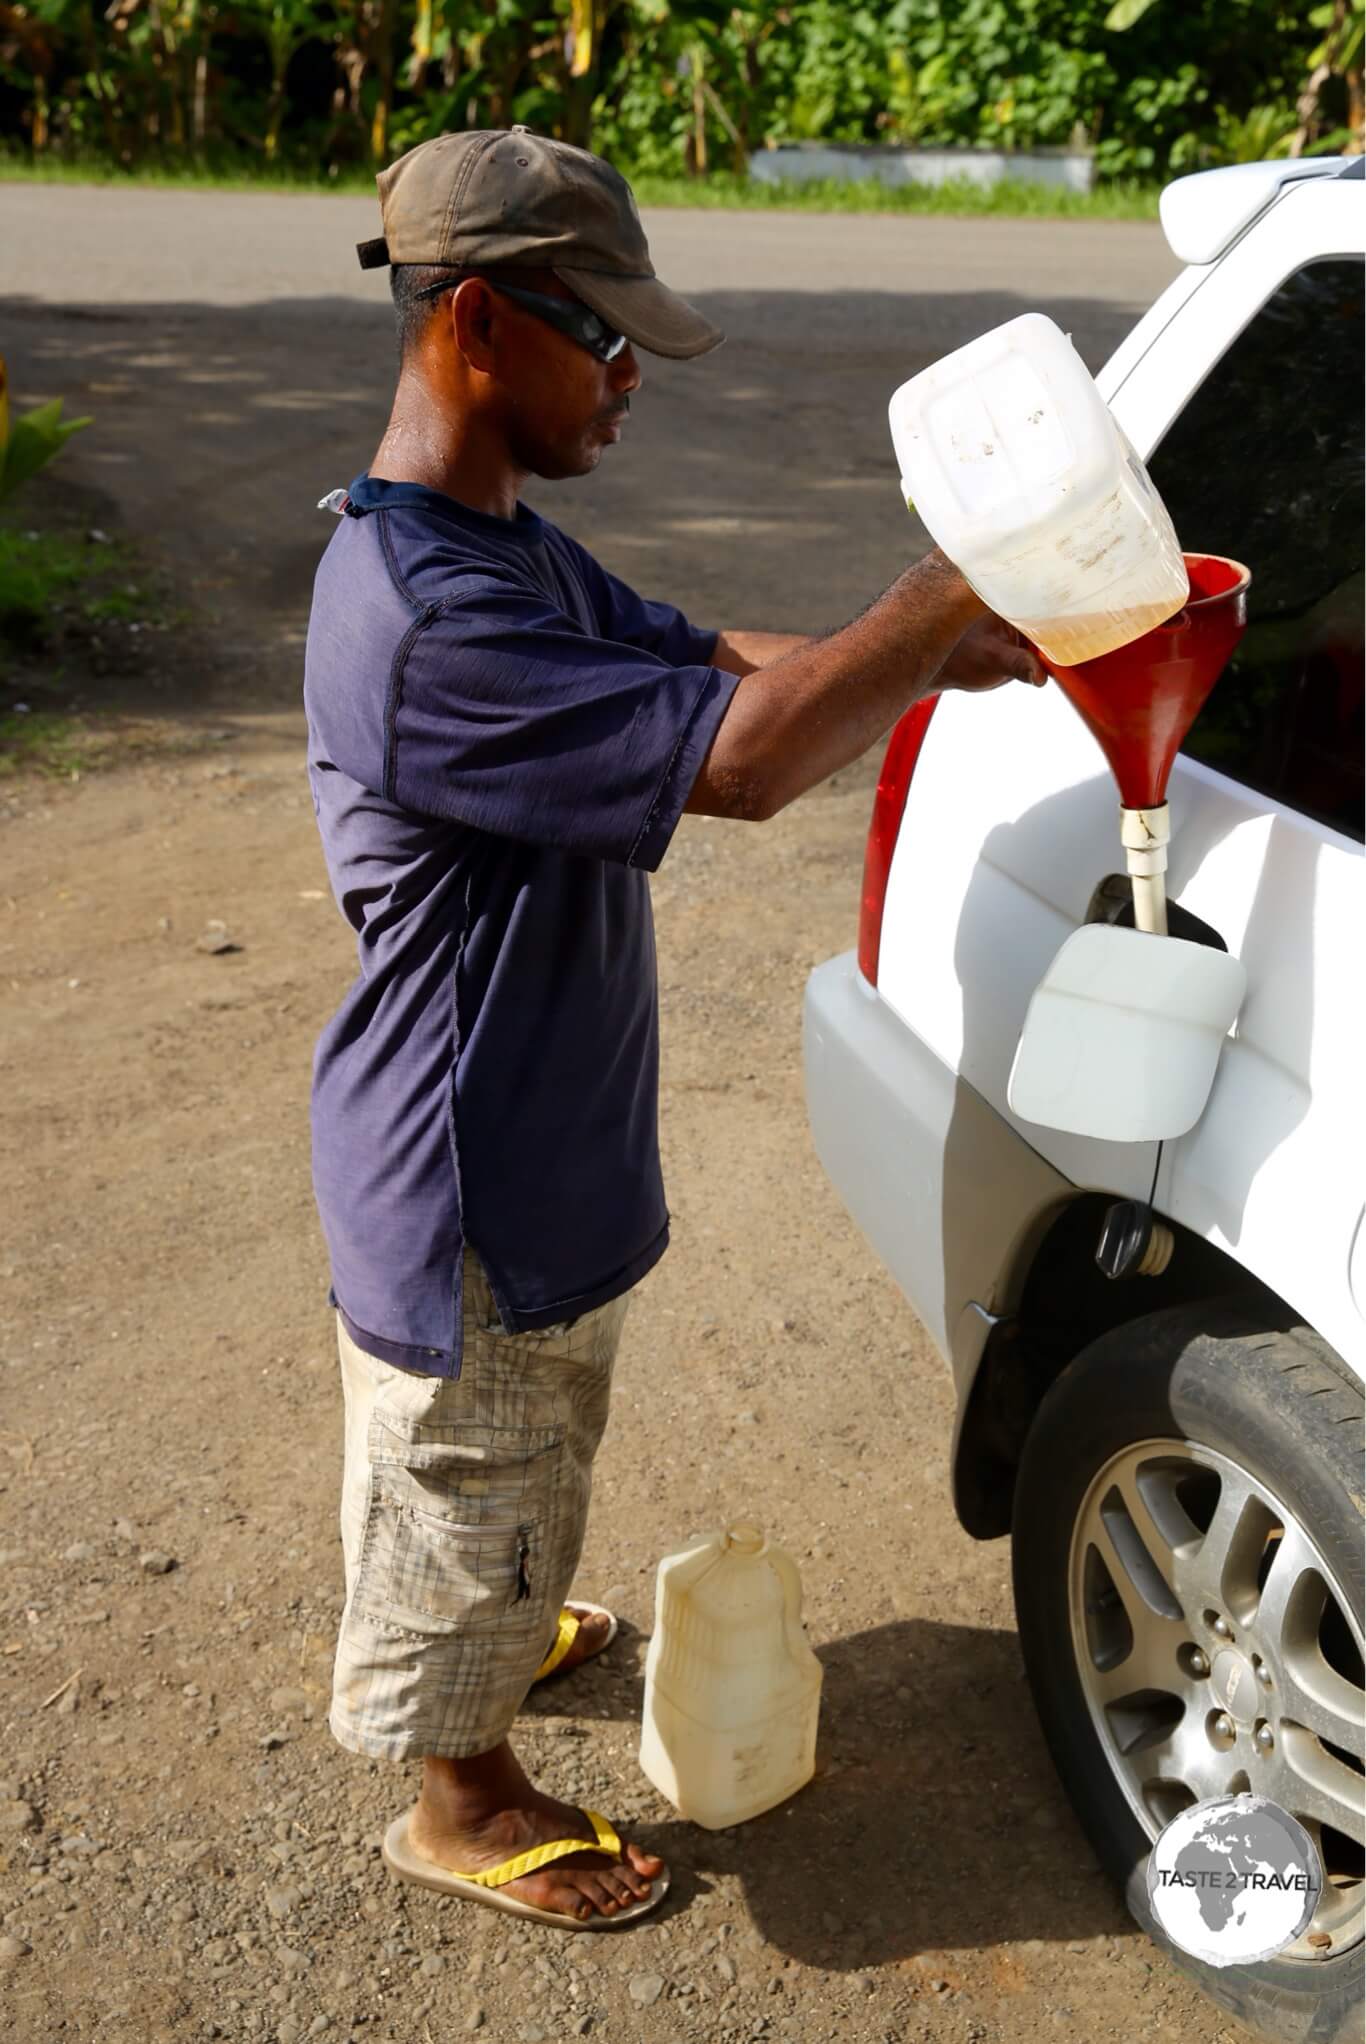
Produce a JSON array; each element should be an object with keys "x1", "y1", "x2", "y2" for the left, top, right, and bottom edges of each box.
[{"x1": 1148, "y1": 256, "x2": 1364, "y2": 842}]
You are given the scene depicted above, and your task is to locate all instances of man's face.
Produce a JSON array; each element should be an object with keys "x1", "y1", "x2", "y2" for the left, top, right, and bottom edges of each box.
[{"x1": 474, "y1": 275, "x2": 643, "y2": 481}]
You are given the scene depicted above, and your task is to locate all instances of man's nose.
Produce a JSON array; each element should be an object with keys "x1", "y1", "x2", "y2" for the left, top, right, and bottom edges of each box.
[{"x1": 610, "y1": 344, "x2": 642, "y2": 396}]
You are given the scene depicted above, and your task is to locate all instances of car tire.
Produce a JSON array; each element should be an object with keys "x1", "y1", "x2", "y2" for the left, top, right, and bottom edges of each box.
[{"x1": 1011, "y1": 1301, "x2": 1364, "y2": 2044}]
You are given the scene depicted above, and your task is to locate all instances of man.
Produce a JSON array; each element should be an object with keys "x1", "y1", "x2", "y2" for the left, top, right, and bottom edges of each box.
[{"x1": 304, "y1": 126, "x2": 1041, "y2": 1931}]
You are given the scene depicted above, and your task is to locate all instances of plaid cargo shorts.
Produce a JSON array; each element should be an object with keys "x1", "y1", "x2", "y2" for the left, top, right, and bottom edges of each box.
[{"x1": 330, "y1": 1248, "x2": 631, "y2": 1761}]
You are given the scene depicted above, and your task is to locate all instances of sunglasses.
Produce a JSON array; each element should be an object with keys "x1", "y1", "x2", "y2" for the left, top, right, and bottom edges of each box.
[{"x1": 415, "y1": 274, "x2": 629, "y2": 363}]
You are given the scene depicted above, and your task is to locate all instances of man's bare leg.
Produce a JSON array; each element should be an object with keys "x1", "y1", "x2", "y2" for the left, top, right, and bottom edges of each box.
[{"x1": 410, "y1": 1740, "x2": 664, "y2": 1920}]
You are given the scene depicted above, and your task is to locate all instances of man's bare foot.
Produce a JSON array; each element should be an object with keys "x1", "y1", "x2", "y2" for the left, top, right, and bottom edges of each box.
[
  {"x1": 410, "y1": 1740, "x2": 664, "y2": 1923},
  {"x1": 541, "y1": 1603, "x2": 613, "y2": 1678}
]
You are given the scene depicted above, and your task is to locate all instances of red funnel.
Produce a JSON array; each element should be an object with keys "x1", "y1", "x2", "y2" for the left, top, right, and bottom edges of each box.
[{"x1": 1043, "y1": 553, "x2": 1251, "y2": 809}]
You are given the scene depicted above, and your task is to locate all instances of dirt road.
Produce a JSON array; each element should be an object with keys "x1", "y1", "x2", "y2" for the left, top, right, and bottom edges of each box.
[{"x1": 1, "y1": 188, "x2": 1240, "y2": 2044}]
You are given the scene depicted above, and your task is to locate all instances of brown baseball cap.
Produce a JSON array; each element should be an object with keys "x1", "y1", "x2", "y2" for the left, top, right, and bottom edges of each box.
[{"x1": 357, "y1": 127, "x2": 723, "y2": 361}]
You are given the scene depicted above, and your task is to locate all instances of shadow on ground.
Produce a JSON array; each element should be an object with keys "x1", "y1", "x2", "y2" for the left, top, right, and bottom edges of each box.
[
  {"x1": 2, "y1": 282, "x2": 1149, "y2": 727},
  {"x1": 528, "y1": 1615, "x2": 1125, "y2": 1967}
]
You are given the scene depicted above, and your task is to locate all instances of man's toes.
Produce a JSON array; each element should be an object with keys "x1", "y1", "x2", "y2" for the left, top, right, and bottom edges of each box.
[
  {"x1": 542, "y1": 1607, "x2": 612, "y2": 1678},
  {"x1": 509, "y1": 1837, "x2": 661, "y2": 1923},
  {"x1": 603, "y1": 1866, "x2": 648, "y2": 1904},
  {"x1": 573, "y1": 1608, "x2": 611, "y2": 1652},
  {"x1": 579, "y1": 1872, "x2": 621, "y2": 1914},
  {"x1": 545, "y1": 1868, "x2": 617, "y2": 1917},
  {"x1": 544, "y1": 1876, "x2": 599, "y2": 1921},
  {"x1": 606, "y1": 1857, "x2": 652, "y2": 1899}
]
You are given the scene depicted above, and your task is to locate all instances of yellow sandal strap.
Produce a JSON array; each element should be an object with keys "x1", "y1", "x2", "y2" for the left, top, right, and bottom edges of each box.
[
  {"x1": 533, "y1": 1606, "x2": 580, "y2": 1682},
  {"x1": 456, "y1": 1810, "x2": 622, "y2": 1890}
]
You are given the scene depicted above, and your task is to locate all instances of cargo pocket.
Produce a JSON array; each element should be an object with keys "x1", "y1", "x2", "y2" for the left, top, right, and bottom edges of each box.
[{"x1": 352, "y1": 1408, "x2": 564, "y2": 1636}]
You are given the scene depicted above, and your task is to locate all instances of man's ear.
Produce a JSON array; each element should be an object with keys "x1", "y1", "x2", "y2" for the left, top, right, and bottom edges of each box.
[{"x1": 451, "y1": 278, "x2": 497, "y2": 374}]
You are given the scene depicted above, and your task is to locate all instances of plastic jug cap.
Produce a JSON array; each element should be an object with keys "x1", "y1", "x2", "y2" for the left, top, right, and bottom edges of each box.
[{"x1": 723, "y1": 1521, "x2": 766, "y2": 1555}]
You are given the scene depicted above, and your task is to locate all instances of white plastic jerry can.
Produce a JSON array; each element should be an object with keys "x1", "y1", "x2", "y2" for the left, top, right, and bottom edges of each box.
[
  {"x1": 888, "y1": 312, "x2": 1189, "y2": 667},
  {"x1": 639, "y1": 1521, "x2": 822, "y2": 1829}
]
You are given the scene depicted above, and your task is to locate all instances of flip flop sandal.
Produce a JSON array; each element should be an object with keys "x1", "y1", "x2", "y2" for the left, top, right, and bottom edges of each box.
[
  {"x1": 533, "y1": 1602, "x2": 619, "y2": 1684},
  {"x1": 382, "y1": 1808, "x2": 668, "y2": 1929}
]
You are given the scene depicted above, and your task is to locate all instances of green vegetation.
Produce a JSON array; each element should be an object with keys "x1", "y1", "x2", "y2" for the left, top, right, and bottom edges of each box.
[
  {"x1": 0, "y1": 521, "x2": 174, "y2": 780},
  {"x1": 0, "y1": 0, "x2": 1358, "y2": 194},
  {"x1": 0, "y1": 150, "x2": 1163, "y2": 217},
  {"x1": 0, "y1": 527, "x2": 94, "y2": 647},
  {"x1": 0, "y1": 357, "x2": 92, "y2": 508},
  {"x1": 1, "y1": 396, "x2": 93, "y2": 505},
  {"x1": 0, "y1": 359, "x2": 100, "y2": 775},
  {"x1": 630, "y1": 172, "x2": 1161, "y2": 218},
  {"x1": 0, "y1": 704, "x2": 93, "y2": 778},
  {"x1": 0, "y1": 365, "x2": 205, "y2": 786},
  {"x1": 0, "y1": 523, "x2": 148, "y2": 660},
  {"x1": 0, "y1": 529, "x2": 97, "y2": 777}
]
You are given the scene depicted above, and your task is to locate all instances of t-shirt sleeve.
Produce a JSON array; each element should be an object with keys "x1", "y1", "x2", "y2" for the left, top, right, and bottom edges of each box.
[
  {"x1": 387, "y1": 581, "x2": 741, "y2": 870},
  {"x1": 574, "y1": 550, "x2": 720, "y2": 671}
]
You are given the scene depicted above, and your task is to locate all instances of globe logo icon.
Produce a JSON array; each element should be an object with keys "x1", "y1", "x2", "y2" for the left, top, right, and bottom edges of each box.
[{"x1": 1147, "y1": 1793, "x2": 1322, "y2": 1967}]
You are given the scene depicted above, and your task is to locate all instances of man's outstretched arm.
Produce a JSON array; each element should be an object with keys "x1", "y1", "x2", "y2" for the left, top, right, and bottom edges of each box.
[
  {"x1": 688, "y1": 553, "x2": 1042, "y2": 822},
  {"x1": 710, "y1": 630, "x2": 811, "y2": 676}
]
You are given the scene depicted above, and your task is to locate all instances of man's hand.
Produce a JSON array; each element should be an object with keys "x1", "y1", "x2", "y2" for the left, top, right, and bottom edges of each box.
[
  {"x1": 938, "y1": 614, "x2": 1046, "y2": 693},
  {"x1": 686, "y1": 551, "x2": 1044, "y2": 822}
]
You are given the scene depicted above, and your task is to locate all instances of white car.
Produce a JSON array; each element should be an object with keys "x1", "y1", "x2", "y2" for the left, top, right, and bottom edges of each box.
[{"x1": 803, "y1": 157, "x2": 1364, "y2": 2044}]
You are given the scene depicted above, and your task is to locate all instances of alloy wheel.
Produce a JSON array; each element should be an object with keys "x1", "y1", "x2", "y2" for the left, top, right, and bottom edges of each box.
[{"x1": 1068, "y1": 1436, "x2": 1365, "y2": 1960}]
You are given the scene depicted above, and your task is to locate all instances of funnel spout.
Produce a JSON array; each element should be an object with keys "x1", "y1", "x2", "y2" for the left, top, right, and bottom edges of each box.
[
  {"x1": 1039, "y1": 553, "x2": 1251, "y2": 932},
  {"x1": 1122, "y1": 804, "x2": 1170, "y2": 936}
]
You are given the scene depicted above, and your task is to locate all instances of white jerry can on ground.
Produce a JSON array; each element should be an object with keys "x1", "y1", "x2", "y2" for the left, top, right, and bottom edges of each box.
[{"x1": 639, "y1": 1521, "x2": 822, "y2": 1830}]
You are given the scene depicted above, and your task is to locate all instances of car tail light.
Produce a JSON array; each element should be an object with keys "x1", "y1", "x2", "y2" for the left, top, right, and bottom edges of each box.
[{"x1": 857, "y1": 696, "x2": 940, "y2": 985}]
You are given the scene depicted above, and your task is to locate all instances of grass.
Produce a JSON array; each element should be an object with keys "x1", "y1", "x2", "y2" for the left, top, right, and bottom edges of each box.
[
  {"x1": 0, "y1": 528, "x2": 93, "y2": 641},
  {"x1": 0, "y1": 525, "x2": 140, "y2": 646},
  {"x1": 0, "y1": 706, "x2": 92, "y2": 779},
  {"x1": 0, "y1": 151, "x2": 379, "y2": 195},
  {"x1": 0, "y1": 527, "x2": 103, "y2": 779},
  {"x1": 631, "y1": 170, "x2": 1160, "y2": 219},
  {"x1": 0, "y1": 150, "x2": 1162, "y2": 220},
  {"x1": 0, "y1": 522, "x2": 170, "y2": 780}
]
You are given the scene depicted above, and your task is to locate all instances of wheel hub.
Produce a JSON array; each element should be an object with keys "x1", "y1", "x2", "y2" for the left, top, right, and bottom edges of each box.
[{"x1": 1210, "y1": 1644, "x2": 1259, "y2": 1725}]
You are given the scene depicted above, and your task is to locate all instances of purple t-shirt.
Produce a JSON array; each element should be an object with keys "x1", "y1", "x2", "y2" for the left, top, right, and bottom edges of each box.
[{"x1": 303, "y1": 473, "x2": 740, "y2": 1377}]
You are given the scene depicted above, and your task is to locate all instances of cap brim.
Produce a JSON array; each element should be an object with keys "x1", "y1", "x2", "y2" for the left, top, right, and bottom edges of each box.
[{"x1": 553, "y1": 267, "x2": 723, "y2": 360}]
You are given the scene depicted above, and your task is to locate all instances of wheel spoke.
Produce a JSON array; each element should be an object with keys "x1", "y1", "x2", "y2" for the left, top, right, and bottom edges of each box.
[
  {"x1": 1273, "y1": 1727, "x2": 1366, "y2": 1848},
  {"x1": 1132, "y1": 1716, "x2": 1225, "y2": 1807},
  {"x1": 1111, "y1": 1464, "x2": 1185, "y2": 1601},
  {"x1": 1255, "y1": 1525, "x2": 1319, "y2": 1649},
  {"x1": 1076, "y1": 1530, "x2": 1185, "y2": 1708},
  {"x1": 1177, "y1": 1474, "x2": 1261, "y2": 1618},
  {"x1": 1090, "y1": 1653, "x2": 1180, "y2": 1707},
  {"x1": 1277, "y1": 1658, "x2": 1365, "y2": 1757},
  {"x1": 1292, "y1": 1818, "x2": 1361, "y2": 1939},
  {"x1": 1092, "y1": 1487, "x2": 1184, "y2": 1631}
]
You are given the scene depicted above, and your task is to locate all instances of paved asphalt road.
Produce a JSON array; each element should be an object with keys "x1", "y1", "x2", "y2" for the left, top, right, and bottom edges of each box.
[{"x1": 2, "y1": 185, "x2": 1179, "y2": 662}]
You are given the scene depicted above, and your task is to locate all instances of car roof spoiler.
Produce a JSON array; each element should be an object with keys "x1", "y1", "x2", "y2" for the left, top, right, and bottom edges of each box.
[{"x1": 1161, "y1": 156, "x2": 1356, "y2": 267}]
